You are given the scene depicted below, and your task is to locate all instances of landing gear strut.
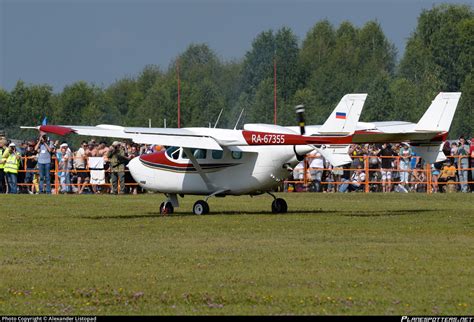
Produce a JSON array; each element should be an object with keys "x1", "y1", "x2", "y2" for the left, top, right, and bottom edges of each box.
[
  {"x1": 267, "y1": 192, "x2": 288, "y2": 213},
  {"x1": 160, "y1": 193, "x2": 178, "y2": 215}
]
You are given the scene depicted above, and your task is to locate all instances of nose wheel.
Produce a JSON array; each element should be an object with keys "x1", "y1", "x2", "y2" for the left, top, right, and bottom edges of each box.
[
  {"x1": 271, "y1": 198, "x2": 288, "y2": 213},
  {"x1": 160, "y1": 201, "x2": 174, "y2": 215},
  {"x1": 193, "y1": 200, "x2": 210, "y2": 215}
]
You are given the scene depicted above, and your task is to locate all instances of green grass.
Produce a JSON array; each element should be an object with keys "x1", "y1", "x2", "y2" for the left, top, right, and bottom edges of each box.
[{"x1": 0, "y1": 193, "x2": 473, "y2": 315}]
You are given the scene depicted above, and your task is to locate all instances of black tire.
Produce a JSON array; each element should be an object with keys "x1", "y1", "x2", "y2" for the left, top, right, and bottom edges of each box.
[
  {"x1": 193, "y1": 200, "x2": 209, "y2": 215},
  {"x1": 271, "y1": 198, "x2": 288, "y2": 213},
  {"x1": 160, "y1": 201, "x2": 174, "y2": 215}
]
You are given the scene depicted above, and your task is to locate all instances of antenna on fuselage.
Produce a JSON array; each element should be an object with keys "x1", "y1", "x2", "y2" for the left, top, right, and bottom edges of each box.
[
  {"x1": 295, "y1": 104, "x2": 306, "y2": 135},
  {"x1": 234, "y1": 109, "x2": 245, "y2": 130},
  {"x1": 213, "y1": 109, "x2": 223, "y2": 128}
]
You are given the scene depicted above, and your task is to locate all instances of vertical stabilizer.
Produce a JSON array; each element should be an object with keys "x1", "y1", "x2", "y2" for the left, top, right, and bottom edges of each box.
[
  {"x1": 318, "y1": 94, "x2": 367, "y2": 134},
  {"x1": 414, "y1": 92, "x2": 461, "y2": 132}
]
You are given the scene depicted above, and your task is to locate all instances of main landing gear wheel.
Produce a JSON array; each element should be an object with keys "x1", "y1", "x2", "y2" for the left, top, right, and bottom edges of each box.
[
  {"x1": 193, "y1": 200, "x2": 210, "y2": 215},
  {"x1": 160, "y1": 202, "x2": 174, "y2": 215},
  {"x1": 271, "y1": 198, "x2": 288, "y2": 214}
]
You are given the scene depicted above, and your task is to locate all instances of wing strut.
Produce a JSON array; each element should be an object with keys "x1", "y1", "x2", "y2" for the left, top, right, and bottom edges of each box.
[{"x1": 182, "y1": 148, "x2": 216, "y2": 191}]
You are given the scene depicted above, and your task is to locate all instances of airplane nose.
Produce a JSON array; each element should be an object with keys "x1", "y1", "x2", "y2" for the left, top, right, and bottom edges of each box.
[{"x1": 127, "y1": 157, "x2": 142, "y2": 180}]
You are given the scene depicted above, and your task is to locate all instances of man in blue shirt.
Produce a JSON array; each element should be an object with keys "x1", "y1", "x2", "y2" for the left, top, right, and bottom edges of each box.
[{"x1": 35, "y1": 134, "x2": 54, "y2": 194}]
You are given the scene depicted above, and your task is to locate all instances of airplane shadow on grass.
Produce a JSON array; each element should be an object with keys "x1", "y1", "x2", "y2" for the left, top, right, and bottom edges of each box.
[{"x1": 82, "y1": 209, "x2": 436, "y2": 220}]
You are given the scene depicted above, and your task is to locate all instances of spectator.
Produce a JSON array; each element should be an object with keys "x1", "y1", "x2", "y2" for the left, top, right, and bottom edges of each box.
[
  {"x1": 97, "y1": 141, "x2": 110, "y2": 157},
  {"x1": 438, "y1": 159, "x2": 457, "y2": 193},
  {"x1": 24, "y1": 141, "x2": 38, "y2": 194},
  {"x1": 323, "y1": 160, "x2": 335, "y2": 193},
  {"x1": 410, "y1": 158, "x2": 425, "y2": 192},
  {"x1": 431, "y1": 161, "x2": 442, "y2": 193},
  {"x1": 107, "y1": 141, "x2": 128, "y2": 194},
  {"x1": 57, "y1": 143, "x2": 73, "y2": 193},
  {"x1": 368, "y1": 147, "x2": 381, "y2": 192},
  {"x1": 125, "y1": 144, "x2": 139, "y2": 194},
  {"x1": 35, "y1": 133, "x2": 54, "y2": 194},
  {"x1": 3, "y1": 143, "x2": 22, "y2": 194},
  {"x1": 339, "y1": 165, "x2": 365, "y2": 193},
  {"x1": 457, "y1": 136, "x2": 470, "y2": 192},
  {"x1": 74, "y1": 141, "x2": 89, "y2": 194},
  {"x1": 350, "y1": 145, "x2": 364, "y2": 168},
  {"x1": 87, "y1": 143, "x2": 105, "y2": 194},
  {"x1": 292, "y1": 160, "x2": 306, "y2": 192},
  {"x1": 470, "y1": 137, "x2": 474, "y2": 193},
  {"x1": 450, "y1": 142, "x2": 458, "y2": 167},
  {"x1": 377, "y1": 143, "x2": 396, "y2": 193},
  {"x1": 398, "y1": 143, "x2": 413, "y2": 189},
  {"x1": 442, "y1": 141, "x2": 451, "y2": 157},
  {"x1": 308, "y1": 151, "x2": 324, "y2": 192},
  {"x1": 331, "y1": 166, "x2": 343, "y2": 192},
  {"x1": 0, "y1": 138, "x2": 6, "y2": 193}
]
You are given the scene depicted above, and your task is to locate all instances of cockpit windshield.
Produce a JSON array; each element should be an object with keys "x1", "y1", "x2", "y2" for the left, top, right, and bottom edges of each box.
[{"x1": 165, "y1": 146, "x2": 180, "y2": 160}]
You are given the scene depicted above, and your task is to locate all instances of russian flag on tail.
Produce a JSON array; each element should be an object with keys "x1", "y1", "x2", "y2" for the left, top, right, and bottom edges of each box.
[{"x1": 336, "y1": 112, "x2": 347, "y2": 119}]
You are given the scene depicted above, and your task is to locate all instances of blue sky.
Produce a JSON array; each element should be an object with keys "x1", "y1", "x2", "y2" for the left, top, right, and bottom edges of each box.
[{"x1": 0, "y1": 0, "x2": 468, "y2": 92}]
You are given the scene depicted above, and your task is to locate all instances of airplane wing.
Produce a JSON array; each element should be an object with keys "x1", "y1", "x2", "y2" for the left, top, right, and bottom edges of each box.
[
  {"x1": 23, "y1": 124, "x2": 224, "y2": 150},
  {"x1": 21, "y1": 123, "x2": 355, "y2": 150}
]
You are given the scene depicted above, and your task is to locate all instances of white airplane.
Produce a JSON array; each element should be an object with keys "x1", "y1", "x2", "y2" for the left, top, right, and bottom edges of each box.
[
  {"x1": 288, "y1": 92, "x2": 462, "y2": 166},
  {"x1": 23, "y1": 93, "x2": 367, "y2": 215}
]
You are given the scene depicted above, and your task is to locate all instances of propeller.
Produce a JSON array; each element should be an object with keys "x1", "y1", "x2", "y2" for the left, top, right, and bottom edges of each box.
[
  {"x1": 295, "y1": 104, "x2": 306, "y2": 135},
  {"x1": 294, "y1": 104, "x2": 307, "y2": 161}
]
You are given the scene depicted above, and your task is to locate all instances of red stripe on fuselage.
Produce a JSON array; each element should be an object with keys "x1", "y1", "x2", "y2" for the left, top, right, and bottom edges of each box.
[{"x1": 242, "y1": 130, "x2": 353, "y2": 145}]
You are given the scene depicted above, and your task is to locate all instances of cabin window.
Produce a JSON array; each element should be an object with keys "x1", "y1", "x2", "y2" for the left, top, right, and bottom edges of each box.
[
  {"x1": 193, "y1": 149, "x2": 207, "y2": 159},
  {"x1": 211, "y1": 150, "x2": 223, "y2": 160},
  {"x1": 231, "y1": 151, "x2": 242, "y2": 160},
  {"x1": 182, "y1": 148, "x2": 207, "y2": 160}
]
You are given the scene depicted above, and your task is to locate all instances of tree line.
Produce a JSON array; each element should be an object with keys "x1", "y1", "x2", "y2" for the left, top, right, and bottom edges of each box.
[{"x1": 0, "y1": 4, "x2": 472, "y2": 142}]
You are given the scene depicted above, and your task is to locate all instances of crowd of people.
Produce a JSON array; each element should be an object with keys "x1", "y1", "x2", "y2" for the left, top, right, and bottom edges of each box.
[
  {"x1": 0, "y1": 133, "x2": 473, "y2": 195},
  {"x1": 288, "y1": 137, "x2": 474, "y2": 194},
  {"x1": 0, "y1": 133, "x2": 162, "y2": 195}
]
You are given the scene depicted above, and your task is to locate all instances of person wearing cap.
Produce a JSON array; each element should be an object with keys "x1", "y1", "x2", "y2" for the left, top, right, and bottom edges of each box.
[
  {"x1": 3, "y1": 143, "x2": 22, "y2": 194},
  {"x1": 106, "y1": 141, "x2": 129, "y2": 194},
  {"x1": 56, "y1": 142, "x2": 73, "y2": 193}
]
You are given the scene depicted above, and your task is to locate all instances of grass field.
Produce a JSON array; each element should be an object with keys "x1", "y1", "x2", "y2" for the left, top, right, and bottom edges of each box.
[{"x1": 0, "y1": 193, "x2": 473, "y2": 315}]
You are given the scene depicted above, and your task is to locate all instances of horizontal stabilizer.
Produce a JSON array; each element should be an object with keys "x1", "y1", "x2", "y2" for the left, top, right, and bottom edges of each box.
[
  {"x1": 316, "y1": 145, "x2": 352, "y2": 167},
  {"x1": 411, "y1": 144, "x2": 446, "y2": 164}
]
